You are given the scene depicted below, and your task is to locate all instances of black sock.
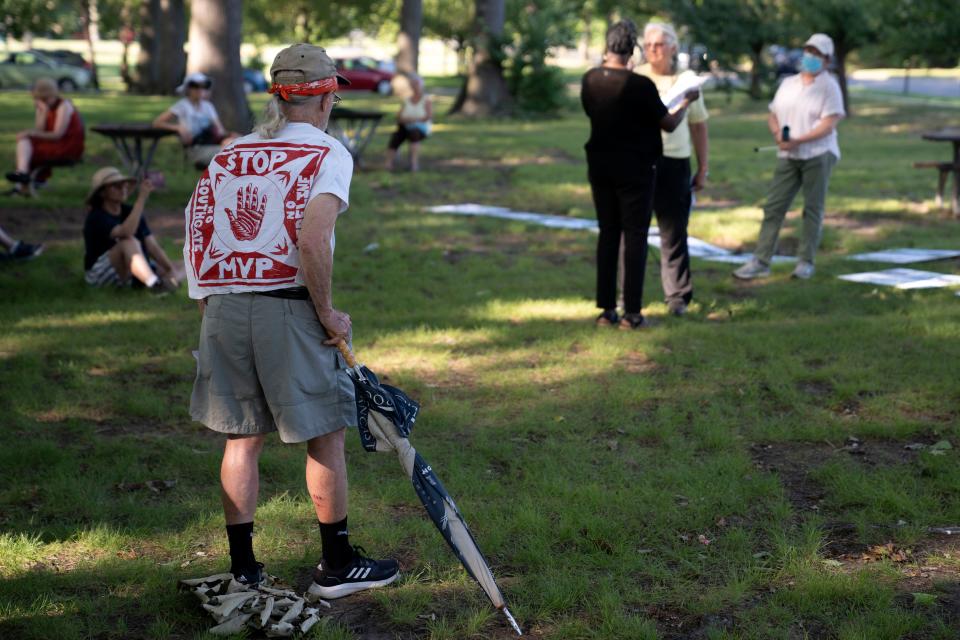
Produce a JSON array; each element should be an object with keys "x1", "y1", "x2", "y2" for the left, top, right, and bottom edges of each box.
[
  {"x1": 319, "y1": 517, "x2": 352, "y2": 570},
  {"x1": 226, "y1": 522, "x2": 256, "y2": 573}
]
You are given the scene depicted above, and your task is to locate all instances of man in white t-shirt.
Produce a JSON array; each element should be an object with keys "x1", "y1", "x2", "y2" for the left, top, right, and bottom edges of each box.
[
  {"x1": 734, "y1": 33, "x2": 845, "y2": 281},
  {"x1": 183, "y1": 43, "x2": 399, "y2": 599}
]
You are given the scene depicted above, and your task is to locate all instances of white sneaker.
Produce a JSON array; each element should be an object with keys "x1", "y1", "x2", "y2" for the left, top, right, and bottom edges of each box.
[
  {"x1": 732, "y1": 257, "x2": 771, "y2": 280},
  {"x1": 791, "y1": 261, "x2": 815, "y2": 280}
]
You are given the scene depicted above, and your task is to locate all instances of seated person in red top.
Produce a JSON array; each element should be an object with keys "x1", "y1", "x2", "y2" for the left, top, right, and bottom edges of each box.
[
  {"x1": 82, "y1": 167, "x2": 182, "y2": 292},
  {"x1": 6, "y1": 78, "x2": 85, "y2": 194}
]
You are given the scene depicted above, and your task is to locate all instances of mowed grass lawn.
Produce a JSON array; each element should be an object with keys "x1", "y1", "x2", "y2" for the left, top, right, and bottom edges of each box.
[{"x1": 1, "y1": 83, "x2": 960, "y2": 640}]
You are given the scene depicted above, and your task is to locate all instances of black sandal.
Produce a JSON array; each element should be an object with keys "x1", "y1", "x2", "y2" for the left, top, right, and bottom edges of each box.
[
  {"x1": 595, "y1": 309, "x2": 619, "y2": 327},
  {"x1": 618, "y1": 313, "x2": 648, "y2": 330}
]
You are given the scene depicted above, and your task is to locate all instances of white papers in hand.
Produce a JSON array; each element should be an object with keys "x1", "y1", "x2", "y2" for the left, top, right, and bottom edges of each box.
[{"x1": 663, "y1": 74, "x2": 709, "y2": 112}]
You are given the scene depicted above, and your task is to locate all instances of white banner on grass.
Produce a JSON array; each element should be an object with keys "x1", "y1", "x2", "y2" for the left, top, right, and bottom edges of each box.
[
  {"x1": 846, "y1": 248, "x2": 960, "y2": 264},
  {"x1": 425, "y1": 203, "x2": 797, "y2": 262},
  {"x1": 700, "y1": 254, "x2": 798, "y2": 264},
  {"x1": 839, "y1": 268, "x2": 960, "y2": 289}
]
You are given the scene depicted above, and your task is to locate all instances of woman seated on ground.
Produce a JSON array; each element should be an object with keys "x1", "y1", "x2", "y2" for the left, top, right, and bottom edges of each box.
[
  {"x1": 82, "y1": 167, "x2": 182, "y2": 293},
  {"x1": 152, "y1": 72, "x2": 238, "y2": 167},
  {"x1": 6, "y1": 78, "x2": 85, "y2": 194},
  {"x1": 386, "y1": 74, "x2": 432, "y2": 172}
]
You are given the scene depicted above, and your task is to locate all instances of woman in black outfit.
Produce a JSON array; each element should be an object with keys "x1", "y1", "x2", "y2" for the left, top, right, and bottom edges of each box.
[{"x1": 581, "y1": 20, "x2": 699, "y2": 329}]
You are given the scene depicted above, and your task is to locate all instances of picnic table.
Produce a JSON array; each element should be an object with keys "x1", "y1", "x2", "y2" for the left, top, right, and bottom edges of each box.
[
  {"x1": 91, "y1": 124, "x2": 176, "y2": 179},
  {"x1": 918, "y1": 128, "x2": 960, "y2": 215},
  {"x1": 328, "y1": 107, "x2": 384, "y2": 168}
]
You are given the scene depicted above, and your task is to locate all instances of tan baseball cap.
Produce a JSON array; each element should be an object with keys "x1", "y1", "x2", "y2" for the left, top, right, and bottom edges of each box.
[
  {"x1": 270, "y1": 43, "x2": 350, "y2": 87},
  {"x1": 86, "y1": 167, "x2": 135, "y2": 203}
]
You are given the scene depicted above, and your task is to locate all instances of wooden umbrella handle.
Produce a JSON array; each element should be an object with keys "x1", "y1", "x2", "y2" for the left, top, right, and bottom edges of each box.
[{"x1": 336, "y1": 339, "x2": 359, "y2": 368}]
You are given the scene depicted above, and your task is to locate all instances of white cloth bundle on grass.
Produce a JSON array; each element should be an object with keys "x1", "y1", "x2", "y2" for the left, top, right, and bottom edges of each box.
[{"x1": 180, "y1": 572, "x2": 331, "y2": 637}]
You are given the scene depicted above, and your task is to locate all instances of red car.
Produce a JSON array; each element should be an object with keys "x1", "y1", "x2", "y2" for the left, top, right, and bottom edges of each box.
[{"x1": 334, "y1": 58, "x2": 395, "y2": 94}]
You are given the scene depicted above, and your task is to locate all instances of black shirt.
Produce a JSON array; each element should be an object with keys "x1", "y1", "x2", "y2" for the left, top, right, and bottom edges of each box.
[
  {"x1": 83, "y1": 203, "x2": 152, "y2": 270},
  {"x1": 581, "y1": 67, "x2": 667, "y2": 164}
]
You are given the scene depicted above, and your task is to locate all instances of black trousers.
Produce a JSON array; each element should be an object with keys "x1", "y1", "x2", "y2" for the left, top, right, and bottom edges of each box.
[
  {"x1": 589, "y1": 160, "x2": 656, "y2": 314},
  {"x1": 653, "y1": 156, "x2": 693, "y2": 305}
]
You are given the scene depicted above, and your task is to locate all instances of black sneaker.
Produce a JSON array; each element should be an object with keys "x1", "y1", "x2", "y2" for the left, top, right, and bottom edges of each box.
[
  {"x1": 618, "y1": 313, "x2": 649, "y2": 330},
  {"x1": 307, "y1": 545, "x2": 399, "y2": 600},
  {"x1": 10, "y1": 242, "x2": 44, "y2": 260},
  {"x1": 5, "y1": 171, "x2": 29, "y2": 184},
  {"x1": 595, "y1": 309, "x2": 619, "y2": 327},
  {"x1": 232, "y1": 561, "x2": 264, "y2": 586}
]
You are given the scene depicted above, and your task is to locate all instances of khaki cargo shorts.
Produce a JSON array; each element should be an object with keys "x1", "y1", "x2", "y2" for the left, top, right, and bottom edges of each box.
[{"x1": 190, "y1": 293, "x2": 357, "y2": 443}]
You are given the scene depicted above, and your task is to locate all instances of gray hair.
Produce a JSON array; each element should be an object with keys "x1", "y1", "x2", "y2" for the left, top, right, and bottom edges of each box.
[
  {"x1": 643, "y1": 22, "x2": 680, "y2": 72},
  {"x1": 255, "y1": 94, "x2": 324, "y2": 139}
]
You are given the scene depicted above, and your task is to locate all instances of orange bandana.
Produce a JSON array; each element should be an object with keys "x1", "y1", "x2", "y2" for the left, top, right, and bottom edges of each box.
[{"x1": 268, "y1": 77, "x2": 337, "y2": 101}]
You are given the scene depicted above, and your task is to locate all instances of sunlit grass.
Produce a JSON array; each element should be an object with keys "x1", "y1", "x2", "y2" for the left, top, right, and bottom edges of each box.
[{"x1": 2, "y1": 86, "x2": 960, "y2": 638}]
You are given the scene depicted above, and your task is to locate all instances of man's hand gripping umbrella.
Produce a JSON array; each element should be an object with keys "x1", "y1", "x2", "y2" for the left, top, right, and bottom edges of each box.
[{"x1": 333, "y1": 339, "x2": 523, "y2": 636}]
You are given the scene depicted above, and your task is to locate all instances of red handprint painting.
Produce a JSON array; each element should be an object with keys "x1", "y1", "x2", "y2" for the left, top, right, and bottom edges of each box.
[
  {"x1": 185, "y1": 141, "x2": 331, "y2": 291},
  {"x1": 224, "y1": 183, "x2": 267, "y2": 241}
]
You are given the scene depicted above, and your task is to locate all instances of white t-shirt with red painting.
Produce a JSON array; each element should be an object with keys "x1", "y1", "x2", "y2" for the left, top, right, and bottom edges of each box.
[{"x1": 182, "y1": 122, "x2": 353, "y2": 299}]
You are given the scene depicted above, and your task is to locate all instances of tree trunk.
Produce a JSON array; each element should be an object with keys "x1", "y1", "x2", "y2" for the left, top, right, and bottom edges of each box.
[
  {"x1": 452, "y1": 0, "x2": 511, "y2": 116},
  {"x1": 186, "y1": 0, "x2": 252, "y2": 133},
  {"x1": 835, "y1": 45, "x2": 850, "y2": 117},
  {"x1": 580, "y1": 4, "x2": 591, "y2": 62},
  {"x1": 397, "y1": 0, "x2": 422, "y2": 75},
  {"x1": 749, "y1": 45, "x2": 763, "y2": 99},
  {"x1": 296, "y1": 3, "x2": 312, "y2": 42},
  {"x1": 133, "y1": 0, "x2": 186, "y2": 95},
  {"x1": 82, "y1": 0, "x2": 101, "y2": 89}
]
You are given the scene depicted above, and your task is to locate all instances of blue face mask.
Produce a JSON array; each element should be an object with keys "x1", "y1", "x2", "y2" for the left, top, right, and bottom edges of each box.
[{"x1": 800, "y1": 53, "x2": 824, "y2": 74}]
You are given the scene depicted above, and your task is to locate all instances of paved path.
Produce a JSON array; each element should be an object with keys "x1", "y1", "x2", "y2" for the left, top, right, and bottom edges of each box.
[{"x1": 849, "y1": 73, "x2": 960, "y2": 99}]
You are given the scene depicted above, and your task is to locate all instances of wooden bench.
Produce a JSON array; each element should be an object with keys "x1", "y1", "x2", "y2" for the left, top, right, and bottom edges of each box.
[{"x1": 913, "y1": 161, "x2": 960, "y2": 215}]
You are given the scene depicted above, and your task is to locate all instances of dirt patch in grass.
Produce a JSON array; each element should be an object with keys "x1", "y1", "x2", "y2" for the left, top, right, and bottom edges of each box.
[
  {"x1": 618, "y1": 350, "x2": 659, "y2": 374},
  {"x1": 432, "y1": 148, "x2": 577, "y2": 170},
  {"x1": 751, "y1": 437, "x2": 939, "y2": 512},
  {"x1": 823, "y1": 210, "x2": 943, "y2": 239},
  {"x1": 0, "y1": 205, "x2": 186, "y2": 246},
  {"x1": 751, "y1": 435, "x2": 957, "y2": 563}
]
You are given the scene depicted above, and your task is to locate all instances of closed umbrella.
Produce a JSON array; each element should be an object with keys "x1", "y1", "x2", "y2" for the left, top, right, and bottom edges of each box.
[{"x1": 336, "y1": 341, "x2": 522, "y2": 636}]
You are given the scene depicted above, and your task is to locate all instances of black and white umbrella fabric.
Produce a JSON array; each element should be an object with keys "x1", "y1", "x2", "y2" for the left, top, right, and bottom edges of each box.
[{"x1": 336, "y1": 342, "x2": 522, "y2": 636}]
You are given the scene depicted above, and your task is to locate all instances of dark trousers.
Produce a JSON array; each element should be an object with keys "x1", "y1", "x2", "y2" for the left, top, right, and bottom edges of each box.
[
  {"x1": 653, "y1": 156, "x2": 693, "y2": 305},
  {"x1": 589, "y1": 162, "x2": 656, "y2": 314}
]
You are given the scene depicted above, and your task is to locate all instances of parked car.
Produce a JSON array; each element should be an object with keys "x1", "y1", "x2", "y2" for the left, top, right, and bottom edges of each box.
[
  {"x1": 770, "y1": 45, "x2": 802, "y2": 79},
  {"x1": 333, "y1": 58, "x2": 394, "y2": 94},
  {"x1": 42, "y1": 49, "x2": 93, "y2": 71},
  {"x1": 243, "y1": 68, "x2": 268, "y2": 93},
  {"x1": 0, "y1": 50, "x2": 92, "y2": 90}
]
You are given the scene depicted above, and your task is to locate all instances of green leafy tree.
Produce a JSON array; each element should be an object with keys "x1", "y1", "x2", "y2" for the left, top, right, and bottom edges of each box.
[
  {"x1": 422, "y1": 0, "x2": 473, "y2": 72},
  {"x1": 503, "y1": 0, "x2": 579, "y2": 114},
  {"x1": 875, "y1": 0, "x2": 960, "y2": 68},
  {"x1": 786, "y1": 0, "x2": 878, "y2": 116},
  {"x1": 671, "y1": 0, "x2": 790, "y2": 98},
  {"x1": 242, "y1": 0, "x2": 384, "y2": 43}
]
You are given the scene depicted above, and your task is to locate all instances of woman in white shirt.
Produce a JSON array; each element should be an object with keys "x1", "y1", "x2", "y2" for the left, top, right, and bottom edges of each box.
[
  {"x1": 733, "y1": 33, "x2": 844, "y2": 281},
  {"x1": 386, "y1": 75, "x2": 432, "y2": 172},
  {"x1": 153, "y1": 72, "x2": 237, "y2": 165}
]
